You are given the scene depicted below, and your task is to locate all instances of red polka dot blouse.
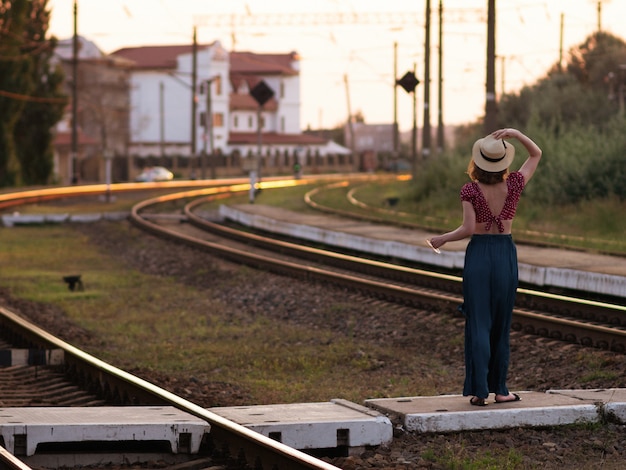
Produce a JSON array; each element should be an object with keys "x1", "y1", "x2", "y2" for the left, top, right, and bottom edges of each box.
[{"x1": 460, "y1": 171, "x2": 526, "y2": 233}]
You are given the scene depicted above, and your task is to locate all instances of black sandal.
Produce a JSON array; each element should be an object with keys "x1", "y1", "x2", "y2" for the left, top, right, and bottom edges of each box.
[
  {"x1": 494, "y1": 393, "x2": 521, "y2": 404},
  {"x1": 470, "y1": 396, "x2": 487, "y2": 407}
]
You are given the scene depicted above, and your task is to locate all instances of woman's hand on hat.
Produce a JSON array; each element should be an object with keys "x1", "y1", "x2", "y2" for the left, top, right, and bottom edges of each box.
[{"x1": 491, "y1": 128, "x2": 518, "y2": 140}]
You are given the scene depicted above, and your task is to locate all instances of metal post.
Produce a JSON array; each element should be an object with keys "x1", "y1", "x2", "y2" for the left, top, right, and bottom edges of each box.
[
  {"x1": 257, "y1": 105, "x2": 262, "y2": 184},
  {"x1": 436, "y1": 0, "x2": 444, "y2": 154},
  {"x1": 484, "y1": 0, "x2": 497, "y2": 134},
  {"x1": 160, "y1": 82, "x2": 165, "y2": 158},
  {"x1": 412, "y1": 63, "x2": 418, "y2": 180},
  {"x1": 201, "y1": 83, "x2": 208, "y2": 179},
  {"x1": 71, "y1": 0, "x2": 78, "y2": 184},
  {"x1": 422, "y1": 0, "x2": 431, "y2": 160},
  {"x1": 393, "y1": 42, "x2": 398, "y2": 159},
  {"x1": 207, "y1": 79, "x2": 215, "y2": 179},
  {"x1": 191, "y1": 28, "x2": 198, "y2": 175},
  {"x1": 104, "y1": 150, "x2": 112, "y2": 202}
]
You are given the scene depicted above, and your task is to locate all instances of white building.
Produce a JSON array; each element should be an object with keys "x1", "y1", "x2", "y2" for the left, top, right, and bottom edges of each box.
[{"x1": 112, "y1": 41, "x2": 347, "y2": 178}]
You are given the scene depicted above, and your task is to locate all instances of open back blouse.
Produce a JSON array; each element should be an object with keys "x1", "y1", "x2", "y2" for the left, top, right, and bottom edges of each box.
[{"x1": 460, "y1": 171, "x2": 525, "y2": 233}]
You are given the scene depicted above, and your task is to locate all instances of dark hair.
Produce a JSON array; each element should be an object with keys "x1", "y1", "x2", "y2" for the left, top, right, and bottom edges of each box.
[{"x1": 467, "y1": 160, "x2": 508, "y2": 184}]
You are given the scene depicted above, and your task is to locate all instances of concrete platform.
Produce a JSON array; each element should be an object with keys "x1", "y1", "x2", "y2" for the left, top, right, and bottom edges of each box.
[
  {"x1": 0, "y1": 406, "x2": 210, "y2": 457},
  {"x1": 219, "y1": 204, "x2": 626, "y2": 299},
  {"x1": 548, "y1": 388, "x2": 626, "y2": 422},
  {"x1": 209, "y1": 399, "x2": 393, "y2": 452},
  {"x1": 1, "y1": 211, "x2": 129, "y2": 227},
  {"x1": 364, "y1": 390, "x2": 626, "y2": 433}
]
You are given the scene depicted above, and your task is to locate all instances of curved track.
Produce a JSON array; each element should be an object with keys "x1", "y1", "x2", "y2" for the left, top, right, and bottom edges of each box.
[{"x1": 129, "y1": 186, "x2": 626, "y2": 353}]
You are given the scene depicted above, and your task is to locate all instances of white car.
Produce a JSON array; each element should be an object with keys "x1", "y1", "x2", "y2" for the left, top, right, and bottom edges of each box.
[{"x1": 135, "y1": 166, "x2": 174, "y2": 182}]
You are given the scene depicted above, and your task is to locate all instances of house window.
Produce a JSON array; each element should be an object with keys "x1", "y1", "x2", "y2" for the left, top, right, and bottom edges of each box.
[
  {"x1": 281, "y1": 116, "x2": 285, "y2": 132},
  {"x1": 215, "y1": 76, "x2": 222, "y2": 96},
  {"x1": 248, "y1": 116, "x2": 253, "y2": 128},
  {"x1": 213, "y1": 113, "x2": 224, "y2": 127},
  {"x1": 234, "y1": 115, "x2": 239, "y2": 128},
  {"x1": 280, "y1": 81, "x2": 285, "y2": 98}
]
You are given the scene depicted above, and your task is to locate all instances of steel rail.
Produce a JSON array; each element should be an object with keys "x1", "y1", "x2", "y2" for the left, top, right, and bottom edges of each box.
[
  {"x1": 130, "y1": 189, "x2": 626, "y2": 353},
  {"x1": 183, "y1": 194, "x2": 626, "y2": 328},
  {"x1": 0, "y1": 306, "x2": 340, "y2": 470},
  {"x1": 0, "y1": 173, "x2": 382, "y2": 211}
]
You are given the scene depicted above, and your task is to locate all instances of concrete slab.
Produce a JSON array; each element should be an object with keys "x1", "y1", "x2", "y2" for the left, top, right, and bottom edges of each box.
[
  {"x1": 1, "y1": 214, "x2": 45, "y2": 227},
  {"x1": 548, "y1": 388, "x2": 626, "y2": 423},
  {"x1": 0, "y1": 406, "x2": 210, "y2": 457},
  {"x1": 209, "y1": 399, "x2": 392, "y2": 451},
  {"x1": 365, "y1": 392, "x2": 600, "y2": 433},
  {"x1": 68, "y1": 213, "x2": 103, "y2": 223},
  {"x1": 547, "y1": 388, "x2": 626, "y2": 402},
  {"x1": 219, "y1": 204, "x2": 626, "y2": 298}
]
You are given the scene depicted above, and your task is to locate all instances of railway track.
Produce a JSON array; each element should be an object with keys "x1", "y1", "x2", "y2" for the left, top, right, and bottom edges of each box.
[
  {"x1": 2, "y1": 179, "x2": 626, "y2": 469},
  {"x1": 0, "y1": 305, "x2": 341, "y2": 470},
  {"x1": 129, "y1": 188, "x2": 626, "y2": 354}
]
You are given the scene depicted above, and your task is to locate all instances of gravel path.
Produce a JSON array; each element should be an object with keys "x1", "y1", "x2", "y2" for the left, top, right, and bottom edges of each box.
[{"x1": 3, "y1": 221, "x2": 626, "y2": 469}]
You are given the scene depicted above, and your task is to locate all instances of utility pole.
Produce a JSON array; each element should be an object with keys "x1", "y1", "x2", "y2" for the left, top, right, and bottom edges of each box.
[
  {"x1": 249, "y1": 80, "x2": 275, "y2": 200},
  {"x1": 422, "y1": 0, "x2": 431, "y2": 160},
  {"x1": 412, "y1": 63, "x2": 418, "y2": 179},
  {"x1": 559, "y1": 13, "x2": 564, "y2": 72},
  {"x1": 484, "y1": 0, "x2": 497, "y2": 134},
  {"x1": 207, "y1": 79, "x2": 214, "y2": 179},
  {"x1": 344, "y1": 74, "x2": 357, "y2": 171},
  {"x1": 397, "y1": 69, "x2": 419, "y2": 178},
  {"x1": 606, "y1": 65, "x2": 625, "y2": 114},
  {"x1": 436, "y1": 0, "x2": 444, "y2": 154},
  {"x1": 202, "y1": 77, "x2": 218, "y2": 179},
  {"x1": 393, "y1": 42, "x2": 398, "y2": 159},
  {"x1": 499, "y1": 56, "x2": 505, "y2": 97},
  {"x1": 160, "y1": 82, "x2": 165, "y2": 158},
  {"x1": 191, "y1": 27, "x2": 198, "y2": 172},
  {"x1": 71, "y1": 0, "x2": 78, "y2": 184}
]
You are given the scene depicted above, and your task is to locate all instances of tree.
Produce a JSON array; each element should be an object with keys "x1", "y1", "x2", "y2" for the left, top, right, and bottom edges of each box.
[
  {"x1": 14, "y1": 0, "x2": 67, "y2": 185},
  {"x1": 0, "y1": 0, "x2": 66, "y2": 187},
  {"x1": 567, "y1": 32, "x2": 626, "y2": 90},
  {"x1": 494, "y1": 32, "x2": 626, "y2": 204},
  {"x1": 497, "y1": 32, "x2": 626, "y2": 131},
  {"x1": 0, "y1": 0, "x2": 32, "y2": 186}
]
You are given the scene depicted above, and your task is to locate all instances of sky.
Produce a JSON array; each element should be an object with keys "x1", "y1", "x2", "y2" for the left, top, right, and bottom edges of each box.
[{"x1": 47, "y1": 0, "x2": 626, "y2": 131}]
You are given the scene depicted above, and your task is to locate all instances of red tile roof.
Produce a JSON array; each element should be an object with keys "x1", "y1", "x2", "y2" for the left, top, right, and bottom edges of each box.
[
  {"x1": 111, "y1": 44, "x2": 211, "y2": 69},
  {"x1": 229, "y1": 132, "x2": 326, "y2": 146},
  {"x1": 111, "y1": 45, "x2": 298, "y2": 76},
  {"x1": 230, "y1": 51, "x2": 298, "y2": 76}
]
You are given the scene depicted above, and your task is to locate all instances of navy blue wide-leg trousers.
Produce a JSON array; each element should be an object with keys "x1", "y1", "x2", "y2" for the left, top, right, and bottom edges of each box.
[{"x1": 461, "y1": 234, "x2": 518, "y2": 399}]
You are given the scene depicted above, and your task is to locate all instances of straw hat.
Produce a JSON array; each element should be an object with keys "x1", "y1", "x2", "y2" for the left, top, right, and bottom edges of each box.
[{"x1": 471, "y1": 135, "x2": 515, "y2": 172}]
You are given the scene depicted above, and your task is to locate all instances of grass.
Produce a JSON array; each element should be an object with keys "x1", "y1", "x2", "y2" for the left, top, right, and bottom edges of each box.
[
  {"x1": 0, "y1": 223, "x2": 458, "y2": 404},
  {"x1": 575, "y1": 352, "x2": 621, "y2": 383},
  {"x1": 421, "y1": 447, "x2": 524, "y2": 470}
]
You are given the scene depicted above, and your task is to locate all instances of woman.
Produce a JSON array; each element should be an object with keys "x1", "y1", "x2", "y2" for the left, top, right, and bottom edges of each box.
[{"x1": 428, "y1": 128, "x2": 542, "y2": 406}]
